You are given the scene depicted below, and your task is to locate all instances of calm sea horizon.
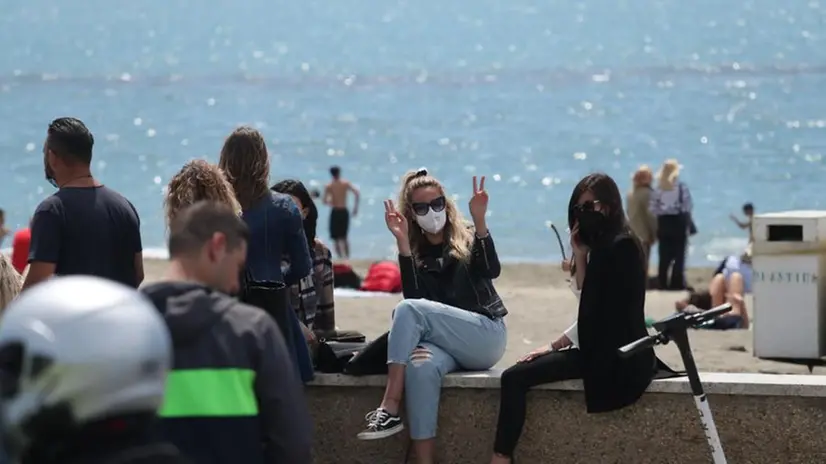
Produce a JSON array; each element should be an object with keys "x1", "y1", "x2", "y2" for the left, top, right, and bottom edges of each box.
[{"x1": 2, "y1": 0, "x2": 825, "y2": 265}]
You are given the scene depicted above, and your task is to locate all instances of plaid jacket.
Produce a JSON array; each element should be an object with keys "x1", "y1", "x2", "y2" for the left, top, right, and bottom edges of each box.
[{"x1": 285, "y1": 240, "x2": 335, "y2": 335}]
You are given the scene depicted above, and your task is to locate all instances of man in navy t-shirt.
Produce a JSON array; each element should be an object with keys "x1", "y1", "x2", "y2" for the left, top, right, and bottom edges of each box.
[{"x1": 23, "y1": 117, "x2": 144, "y2": 290}]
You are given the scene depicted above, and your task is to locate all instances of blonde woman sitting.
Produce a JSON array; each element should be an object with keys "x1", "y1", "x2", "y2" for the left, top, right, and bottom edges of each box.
[
  {"x1": 359, "y1": 169, "x2": 507, "y2": 464},
  {"x1": 0, "y1": 253, "x2": 23, "y2": 312}
]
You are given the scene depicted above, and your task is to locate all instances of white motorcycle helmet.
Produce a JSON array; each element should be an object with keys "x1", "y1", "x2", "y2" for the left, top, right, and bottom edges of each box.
[{"x1": 0, "y1": 276, "x2": 172, "y2": 457}]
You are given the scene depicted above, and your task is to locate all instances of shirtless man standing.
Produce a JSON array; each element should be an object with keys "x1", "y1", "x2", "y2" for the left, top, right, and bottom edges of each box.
[{"x1": 323, "y1": 166, "x2": 359, "y2": 258}]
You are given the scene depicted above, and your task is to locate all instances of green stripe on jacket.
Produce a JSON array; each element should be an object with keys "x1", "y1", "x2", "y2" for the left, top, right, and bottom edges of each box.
[{"x1": 159, "y1": 368, "x2": 258, "y2": 418}]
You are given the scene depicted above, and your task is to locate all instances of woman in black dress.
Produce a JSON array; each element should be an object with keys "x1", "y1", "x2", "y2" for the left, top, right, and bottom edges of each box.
[{"x1": 489, "y1": 172, "x2": 656, "y2": 463}]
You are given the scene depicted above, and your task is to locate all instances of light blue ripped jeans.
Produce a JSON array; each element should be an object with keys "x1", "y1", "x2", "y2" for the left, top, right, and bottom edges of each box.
[{"x1": 388, "y1": 298, "x2": 507, "y2": 440}]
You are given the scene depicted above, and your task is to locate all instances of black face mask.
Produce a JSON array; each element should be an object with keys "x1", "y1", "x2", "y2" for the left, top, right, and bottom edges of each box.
[{"x1": 575, "y1": 210, "x2": 608, "y2": 248}]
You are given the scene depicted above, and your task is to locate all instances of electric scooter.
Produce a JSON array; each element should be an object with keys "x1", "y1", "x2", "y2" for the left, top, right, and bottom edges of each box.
[{"x1": 619, "y1": 303, "x2": 734, "y2": 464}]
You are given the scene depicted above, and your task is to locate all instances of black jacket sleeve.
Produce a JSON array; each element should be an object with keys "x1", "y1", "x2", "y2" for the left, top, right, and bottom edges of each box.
[
  {"x1": 253, "y1": 313, "x2": 313, "y2": 463},
  {"x1": 398, "y1": 255, "x2": 425, "y2": 299},
  {"x1": 470, "y1": 232, "x2": 501, "y2": 279}
]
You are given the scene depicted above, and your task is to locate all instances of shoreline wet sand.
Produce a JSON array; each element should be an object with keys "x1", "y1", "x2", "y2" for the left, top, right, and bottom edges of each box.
[{"x1": 143, "y1": 258, "x2": 822, "y2": 375}]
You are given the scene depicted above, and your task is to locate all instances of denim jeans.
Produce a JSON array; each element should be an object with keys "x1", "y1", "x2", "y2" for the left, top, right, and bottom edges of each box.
[
  {"x1": 388, "y1": 298, "x2": 507, "y2": 440},
  {"x1": 287, "y1": 304, "x2": 315, "y2": 383}
]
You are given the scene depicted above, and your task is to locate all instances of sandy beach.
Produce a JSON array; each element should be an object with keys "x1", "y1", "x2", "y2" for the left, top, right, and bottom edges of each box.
[{"x1": 143, "y1": 258, "x2": 822, "y2": 375}]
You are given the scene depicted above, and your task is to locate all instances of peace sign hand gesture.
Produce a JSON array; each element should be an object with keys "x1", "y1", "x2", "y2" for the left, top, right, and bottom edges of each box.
[
  {"x1": 468, "y1": 175, "x2": 488, "y2": 224},
  {"x1": 383, "y1": 200, "x2": 409, "y2": 241}
]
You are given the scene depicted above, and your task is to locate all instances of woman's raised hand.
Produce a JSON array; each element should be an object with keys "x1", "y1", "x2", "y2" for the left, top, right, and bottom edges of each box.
[
  {"x1": 570, "y1": 224, "x2": 589, "y2": 256},
  {"x1": 468, "y1": 175, "x2": 488, "y2": 223},
  {"x1": 383, "y1": 200, "x2": 409, "y2": 241}
]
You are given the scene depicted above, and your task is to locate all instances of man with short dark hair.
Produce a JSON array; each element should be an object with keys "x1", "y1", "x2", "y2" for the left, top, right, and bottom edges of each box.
[
  {"x1": 323, "y1": 165, "x2": 359, "y2": 258},
  {"x1": 141, "y1": 201, "x2": 312, "y2": 464},
  {"x1": 23, "y1": 117, "x2": 144, "y2": 290}
]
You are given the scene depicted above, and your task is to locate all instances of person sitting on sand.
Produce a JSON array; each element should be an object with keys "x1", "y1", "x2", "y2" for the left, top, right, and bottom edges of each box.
[
  {"x1": 164, "y1": 159, "x2": 241, "y2": 223},
  {"x1": 358, "y1": 169, "x2": 507, "y2": 464},
  {"x1": 676, "y1": 248, "x2": 752, "y2": 330},
  {"x1": 490, "y1": 173, "x2": 655, "y2": 464}
]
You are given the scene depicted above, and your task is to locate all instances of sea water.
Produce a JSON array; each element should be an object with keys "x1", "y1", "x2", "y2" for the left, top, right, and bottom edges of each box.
[{"x1": 2, "y1": 0, "x2": 825, "y2": 265}]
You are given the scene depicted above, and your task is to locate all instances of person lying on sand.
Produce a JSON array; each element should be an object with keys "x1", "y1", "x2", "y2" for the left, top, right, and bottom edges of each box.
[{"x1": 675, "y1": 249, "x2": 752, "y2": 330}]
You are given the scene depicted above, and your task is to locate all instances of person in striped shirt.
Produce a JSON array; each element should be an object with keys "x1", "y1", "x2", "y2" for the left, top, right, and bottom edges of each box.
[
  {"x1": 649, "y1": 159, "x2": 694, "y2": 290},
  {"x1": 273, "y1": 180, "x2": 337, "y2": 343}
]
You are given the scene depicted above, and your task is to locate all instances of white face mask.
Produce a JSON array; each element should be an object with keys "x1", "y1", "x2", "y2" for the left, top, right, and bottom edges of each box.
[{"x1": 415, "y1": 209, "x2": 447, "y2": 234}]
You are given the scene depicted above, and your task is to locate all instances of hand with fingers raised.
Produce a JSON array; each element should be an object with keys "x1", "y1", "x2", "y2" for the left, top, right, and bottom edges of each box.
[
  {"x1": 469, "y1": 175, "x2": 489, "y2": 235},
  {"x1": 383, "y1": 199, "x2": 411, "y2": 255}
]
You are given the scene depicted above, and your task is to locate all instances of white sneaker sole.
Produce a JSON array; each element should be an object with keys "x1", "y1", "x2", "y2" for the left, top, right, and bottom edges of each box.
[{"x1": 357, "y1": 423, "x2": 405, "y2": 440}]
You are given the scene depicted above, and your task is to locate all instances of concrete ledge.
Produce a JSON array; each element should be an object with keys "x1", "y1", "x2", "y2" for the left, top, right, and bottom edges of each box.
[
  {"x1": 309, "y1": 370, "x2": 826, "y2": 397},
  {"x1": 307, "y1": 371, "x2": 826, "y2": 463}
]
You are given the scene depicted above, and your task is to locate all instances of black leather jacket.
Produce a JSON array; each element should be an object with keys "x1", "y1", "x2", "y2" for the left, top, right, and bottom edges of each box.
[{"x1": 397, "y1": 232, "x2": 507, "y2": 319}]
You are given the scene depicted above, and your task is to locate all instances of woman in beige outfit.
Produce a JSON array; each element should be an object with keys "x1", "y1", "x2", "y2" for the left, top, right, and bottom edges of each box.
[{"x1": 626, "y1": 166, "x2": 657, "y2": 279}]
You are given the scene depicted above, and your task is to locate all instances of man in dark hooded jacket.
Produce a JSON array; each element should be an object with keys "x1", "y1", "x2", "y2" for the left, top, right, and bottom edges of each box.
[{"x1": 141, "y1": 201, "x2": 313, "y2": 464}]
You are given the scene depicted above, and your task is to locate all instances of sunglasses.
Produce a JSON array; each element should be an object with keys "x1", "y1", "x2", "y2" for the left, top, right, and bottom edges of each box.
[
  {"x1": 571, "y1": 200, "x2": 600, "y2": 214},
  {"x1": 411, "y1": 196, "x2": 447, "y2": 216}
]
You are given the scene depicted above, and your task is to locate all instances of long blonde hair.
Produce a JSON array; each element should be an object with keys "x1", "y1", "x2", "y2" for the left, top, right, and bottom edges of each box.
[
  {"x1": 218, "y1": 126, "x2": 271, "y2": 210},
  {"x1": 164, "y1": 159, "x2": 241, "y2": 225},
  {"x1": 0, "y1": 254, "x2": 22, "y2": 313},
  {"x1": 397, "y1": 170, "x2": 474, "y2": 262},
  {"x1": 656, "y1": 159, "x2": 680, "y2": 191}
]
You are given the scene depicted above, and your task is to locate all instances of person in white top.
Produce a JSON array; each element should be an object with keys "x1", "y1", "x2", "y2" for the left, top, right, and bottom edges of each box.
[{"x1": 560, "y1": 258, "x2": 583, "y2": 348}]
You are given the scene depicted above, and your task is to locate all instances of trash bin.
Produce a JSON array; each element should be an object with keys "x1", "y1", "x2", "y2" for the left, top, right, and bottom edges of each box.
[{"x1": 753, "y1": 210, "x2": 826, "y2": 360}]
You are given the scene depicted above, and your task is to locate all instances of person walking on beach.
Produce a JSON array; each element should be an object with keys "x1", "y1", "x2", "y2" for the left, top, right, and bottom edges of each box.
[
  {"x1": 730, "y1": 202, "x2": 755, "y2": 244},
  {"x1": 359, "y1": 169, "x2": 507, "y2": 464},
  {"x1": 489, "y1": 173, "x2": 654, "y2": 463},
  {"x1": 649, "y1": 159, "x2": 694, "y2": 290},
  {"x1": 323, "y1": 165, "x2": 360, "y2": 258},
  {"x1": 142, "y1": 202, "x2": 312, "y2": 464},
  {"x1": 23, "y1": 117, "x2": 144, "y2": 291},
  {"x1": 626, "y1": 165, "x2": 657, "y2": 280}
]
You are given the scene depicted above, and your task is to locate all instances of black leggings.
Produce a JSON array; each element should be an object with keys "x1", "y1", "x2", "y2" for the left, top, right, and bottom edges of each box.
[
  {"x1": 657, "y1": 215, "x2": 688, "y2": 290},
  {"x1": 493, "y1": 349, "x2": 583, "y2": 457}
]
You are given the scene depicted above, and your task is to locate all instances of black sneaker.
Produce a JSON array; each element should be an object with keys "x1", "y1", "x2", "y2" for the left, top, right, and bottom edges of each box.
[{"x1": 357, "y1": 408, "x2": 404, "y2": 440}]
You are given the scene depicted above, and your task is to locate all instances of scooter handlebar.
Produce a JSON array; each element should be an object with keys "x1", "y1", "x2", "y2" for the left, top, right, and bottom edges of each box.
[
  {"x1": 618, "y1": 303, "x2": 734, "y2": 358},
  {"x1": 618, "y1": 334, "x2": 662, "y2": 358},
  {"x1": 687, "y1": 303, "x2": 733, "y2": 326}
]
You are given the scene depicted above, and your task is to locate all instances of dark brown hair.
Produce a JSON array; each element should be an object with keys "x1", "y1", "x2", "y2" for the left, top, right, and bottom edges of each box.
[
  {"x1": 46, "y1": 117, "x2": 94, "y2": 165},
  {"x1": 168, "y1": 201, "x2": 249, "y2": 257},
  {"x1": 218, "y1": 126, "x2": 271, "y2": 210},
  {"x1": 567, "y1": 172, "x2": 632, "y2": 246}
]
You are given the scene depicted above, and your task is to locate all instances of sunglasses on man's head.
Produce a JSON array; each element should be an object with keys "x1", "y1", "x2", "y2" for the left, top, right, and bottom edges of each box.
[
  {"x1": 411, "y1": 196, "x2": 447, "y2": 216},
  {"x1": 572, "y1": 200, "x2": 600, "y2": 214}
]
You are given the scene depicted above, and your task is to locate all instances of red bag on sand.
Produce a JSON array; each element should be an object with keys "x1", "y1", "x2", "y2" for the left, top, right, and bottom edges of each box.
[{"x1": 360, "y1": 261, "x2": 402, "y2": 293}]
